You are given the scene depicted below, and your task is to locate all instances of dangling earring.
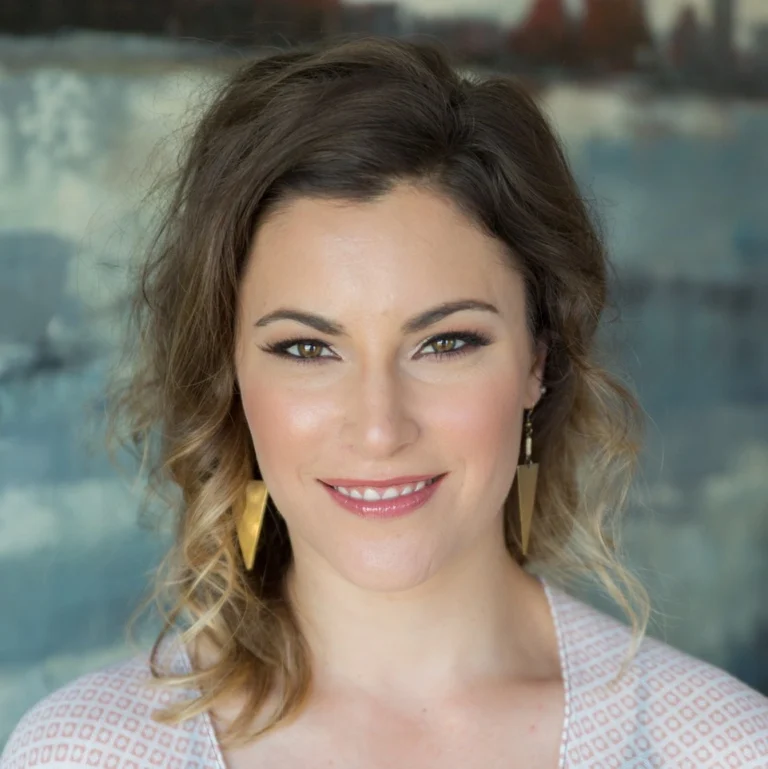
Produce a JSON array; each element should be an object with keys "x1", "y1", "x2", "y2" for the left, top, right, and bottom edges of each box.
[
  {"x1": 516, "y1": 403, "x2": 540, "y2": 557},
  {"x1": 236, "y1": 480, "x2": 268, "y2": 570}
]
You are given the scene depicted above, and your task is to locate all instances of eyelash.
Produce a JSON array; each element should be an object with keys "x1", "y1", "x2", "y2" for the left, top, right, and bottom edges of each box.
[{"x1": 261, "y1": 330, "x2": 492, "y2": 365}]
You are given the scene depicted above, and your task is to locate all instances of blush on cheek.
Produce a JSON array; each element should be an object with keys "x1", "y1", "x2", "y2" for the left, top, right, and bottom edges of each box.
[
  {"x1": 437, "y1": 378, "x2": 524, "y2": 512},
  {"x1": 435, "y1": 380, "x2": 522, "y2": 455},
  {"x1": 238, "y1": 379, "x2": 337, "y2": 480}
]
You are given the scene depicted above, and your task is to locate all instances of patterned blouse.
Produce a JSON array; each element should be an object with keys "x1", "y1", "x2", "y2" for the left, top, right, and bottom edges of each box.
[{"x1": 2, "y1": 578, "x2": 767, "y2": 768}]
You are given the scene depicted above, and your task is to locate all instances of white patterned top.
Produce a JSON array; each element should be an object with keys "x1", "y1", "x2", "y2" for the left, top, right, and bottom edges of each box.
[{"x1": 2, "y1": 578, "x2": 767, "y2": 768}]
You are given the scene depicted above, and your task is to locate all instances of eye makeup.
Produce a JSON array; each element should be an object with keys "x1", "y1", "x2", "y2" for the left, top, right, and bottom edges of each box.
[{"x1": 259, "y1": 330, "x2": 493, "y2": 365}]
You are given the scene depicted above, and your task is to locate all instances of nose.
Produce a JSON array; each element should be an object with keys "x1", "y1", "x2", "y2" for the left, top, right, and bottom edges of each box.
[{"x1": 340, "y1": 359, "x2": 420, "y2": 459}]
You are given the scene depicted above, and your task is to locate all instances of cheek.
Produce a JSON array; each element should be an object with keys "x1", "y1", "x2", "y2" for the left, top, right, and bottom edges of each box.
[
  {"x1": 241, "y1": 369, "x2": 524, "y2": 460},
  {"x1": 425, "y1": 374, "x2": 523, "y2": 461},
  {"x1": 239, "y1": 377, "x2": 334, "y2": 470}
]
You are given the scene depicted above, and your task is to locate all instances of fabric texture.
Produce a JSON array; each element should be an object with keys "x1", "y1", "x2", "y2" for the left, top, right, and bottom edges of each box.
[{"x1": 2, "y1": 578, "x2": 767, "y2": 768}]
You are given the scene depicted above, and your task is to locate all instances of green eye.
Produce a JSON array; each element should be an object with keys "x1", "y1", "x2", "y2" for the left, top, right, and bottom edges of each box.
[
  {"x1": 424, "y1": 337, "x2": 463, "y2": 355},
  {"x1": 263, "y1": 338, "x2": 336, "y2": 364},
  {"x1": 418, "y1": 331, "x2": 491, "y2": 359},
  {"x1": 291, "y1": 342, "x2": 325, "y2": 358},
  {"x1": 263, "y1": 330, "x2": 492, "y2": 364}
]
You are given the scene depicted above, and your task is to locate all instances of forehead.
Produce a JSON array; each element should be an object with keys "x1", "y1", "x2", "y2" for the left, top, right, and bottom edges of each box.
[{"x1": 241, "y1": 185, "x2": 523, "y2": 317}]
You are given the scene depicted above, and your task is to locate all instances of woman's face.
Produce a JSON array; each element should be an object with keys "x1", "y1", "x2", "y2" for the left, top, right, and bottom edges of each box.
[{"x1": 235, "y1": 183, "x2": 546, "y2": 592}]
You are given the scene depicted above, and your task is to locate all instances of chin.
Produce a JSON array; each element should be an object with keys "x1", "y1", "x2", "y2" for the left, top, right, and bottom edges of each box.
[{"x1": 330, "y1": 541, "x2": 440, "y2": 593}]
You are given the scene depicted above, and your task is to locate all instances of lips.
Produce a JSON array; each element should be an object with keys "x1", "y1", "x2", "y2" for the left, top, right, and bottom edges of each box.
[
  {"x1": 319, "y1": 473, "x2": 442, "y2": 489},
  {"x1": 331, "y1": 477, "x2": 438, "y2": 501},
  {"x1": 321, "y1": 473, "x2": 446, "y2": 520}
]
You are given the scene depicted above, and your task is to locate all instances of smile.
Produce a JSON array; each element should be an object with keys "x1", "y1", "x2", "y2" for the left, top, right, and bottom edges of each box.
[
  {"x1": 320, "y1": 474, "x2": 446, "y2": 520},
  {"x1": 330, "y1": 477, "x2": 439, "y2": 500}
]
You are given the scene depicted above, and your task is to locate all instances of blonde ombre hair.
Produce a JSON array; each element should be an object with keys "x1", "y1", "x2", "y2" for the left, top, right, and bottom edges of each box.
[{"x1": 106, "y1": 36, "x2": 650, "y2": 749}]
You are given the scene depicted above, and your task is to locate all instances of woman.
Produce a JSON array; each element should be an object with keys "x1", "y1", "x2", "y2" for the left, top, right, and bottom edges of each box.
[{"x1": 2, "y1": 36, "x2": 766, "y2": 769}]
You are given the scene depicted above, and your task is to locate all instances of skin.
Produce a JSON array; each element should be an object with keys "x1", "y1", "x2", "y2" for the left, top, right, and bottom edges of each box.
[{"x1": 209, "y1": 183, "x2": 564, "y2": 768}]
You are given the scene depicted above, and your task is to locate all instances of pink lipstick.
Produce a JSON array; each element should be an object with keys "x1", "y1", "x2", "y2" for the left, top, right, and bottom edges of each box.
[
  {"x1": 319, "y1": 473, "x2": 438, "y2": 488},
  {"x1": 319, "y1": 474, "x2": 446, "y2": 519}
]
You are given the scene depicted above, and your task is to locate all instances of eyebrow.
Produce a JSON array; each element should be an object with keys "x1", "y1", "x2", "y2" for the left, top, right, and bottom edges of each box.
[{"x1": 253, "y1": 299, "x2": 500, "y2": 336}]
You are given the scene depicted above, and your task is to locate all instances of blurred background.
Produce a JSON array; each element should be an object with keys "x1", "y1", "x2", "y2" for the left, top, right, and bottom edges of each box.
[{"x1": 1, "y1": 0, "x2": 767, "y2": 747}]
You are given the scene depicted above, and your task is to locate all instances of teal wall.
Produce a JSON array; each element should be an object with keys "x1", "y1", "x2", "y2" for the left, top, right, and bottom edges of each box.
[{"x1": 1, "y1": 38, "x2": 766, "y2": 746}]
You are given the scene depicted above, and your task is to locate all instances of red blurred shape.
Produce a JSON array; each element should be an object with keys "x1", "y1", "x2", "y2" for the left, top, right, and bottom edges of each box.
[
  {"x1": 669, "y1": 4, "x2": 704, "y2": 70},
  {"x1": 509, "y1": 0, "x2": 573, "y2": 64},
  {"x1": 521, "y1": 0, "x2": 569, "y2": 34},
  {"x1": 581, "y1": 0, "x2": 653, "y2": 71}
]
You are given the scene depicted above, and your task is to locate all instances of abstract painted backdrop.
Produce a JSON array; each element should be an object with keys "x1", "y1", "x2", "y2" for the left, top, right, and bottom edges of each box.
[{"x1": 1, "y1": 34, "x2": 766, "y2": 746}]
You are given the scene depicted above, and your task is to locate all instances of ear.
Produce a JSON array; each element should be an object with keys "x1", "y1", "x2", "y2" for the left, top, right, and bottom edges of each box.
[{"x1": 525, "y1": 338, "x2": 547, "y2": 409}]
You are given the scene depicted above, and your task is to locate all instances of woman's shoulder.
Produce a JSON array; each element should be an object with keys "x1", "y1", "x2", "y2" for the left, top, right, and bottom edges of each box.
[
  {"x1": 546, "y1": 581, "x2": 768, "y2": 766},
  {"x1": 0, "y1": 634, "x2": 222, "y2": 769}
]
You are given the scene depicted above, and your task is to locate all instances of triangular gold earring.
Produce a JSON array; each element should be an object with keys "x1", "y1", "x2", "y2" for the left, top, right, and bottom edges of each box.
[
  {"x1": 516, "y1": 407, "x2": 539, "y2": 556},
  {"x1": 236, "y1": 480, "x2": 268, "y2": 570}
]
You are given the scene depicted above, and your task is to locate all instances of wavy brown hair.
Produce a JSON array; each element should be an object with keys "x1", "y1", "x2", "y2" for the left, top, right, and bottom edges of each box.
[{"x1": 107, "y1": 35, "x2": 650, "y2": 749}]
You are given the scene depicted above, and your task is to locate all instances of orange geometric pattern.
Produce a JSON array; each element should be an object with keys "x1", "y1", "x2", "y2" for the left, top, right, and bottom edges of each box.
[{"x1": 2, "y1": 579, "x2": 766, "y2": 768}]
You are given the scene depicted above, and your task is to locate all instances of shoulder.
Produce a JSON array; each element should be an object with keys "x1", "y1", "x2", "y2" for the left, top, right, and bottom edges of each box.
[
  {"x1": 0, "y1": 635, "x2": 222, "y2": 769},
  {"x1": 545, "y1": 581, "x2": 768, "y2": 767}
]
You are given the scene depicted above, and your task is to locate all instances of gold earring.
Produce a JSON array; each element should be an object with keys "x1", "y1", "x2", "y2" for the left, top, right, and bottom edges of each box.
[
  {"x1": 516, "y1": 408, "x2": 539, "y2": 557},
  {"x1": 236, "y1": 480, "x2": 268, "y2": 570}
]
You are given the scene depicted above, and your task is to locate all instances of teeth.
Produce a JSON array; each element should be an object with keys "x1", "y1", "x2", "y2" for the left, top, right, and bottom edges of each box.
[{"x1": 333, "y1": 478, "x2": 436, "y2": 500}]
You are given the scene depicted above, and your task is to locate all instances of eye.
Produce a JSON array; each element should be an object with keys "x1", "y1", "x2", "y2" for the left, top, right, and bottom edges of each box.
[
  {"x1": 418, "y1": 331, "x2": 492, "y2": 360},
  {"x1": 262, "y1": 338, "x2": 336, "y2": 363},
  {"x1": 428, "y1": 338, "x2": 460, "y2": 354},
  {"x1": 261, "y1": 330, "x2": 492, "y2": 364},
  {"x1": 286, "y1": 341, "x2": 332, "y2": 359}
]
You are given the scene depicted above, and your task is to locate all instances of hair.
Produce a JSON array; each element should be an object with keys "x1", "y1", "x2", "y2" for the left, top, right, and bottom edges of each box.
[{"x1": 106, "y1": 35, "x2": 650, "y2": 749}]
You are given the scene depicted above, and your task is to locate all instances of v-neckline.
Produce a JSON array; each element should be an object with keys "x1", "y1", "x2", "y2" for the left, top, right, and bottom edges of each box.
[
  {"x1": 181, "y1": 574, "x2": 571, "y2": 769},
  {"x1": 539, "y1": 574, "x2": 572, "y2": 769}
]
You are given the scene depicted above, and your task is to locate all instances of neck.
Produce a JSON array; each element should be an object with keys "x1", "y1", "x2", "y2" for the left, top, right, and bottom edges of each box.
[{"x1": 285, "y1": 529, "x2": 557, "y2": 703}]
